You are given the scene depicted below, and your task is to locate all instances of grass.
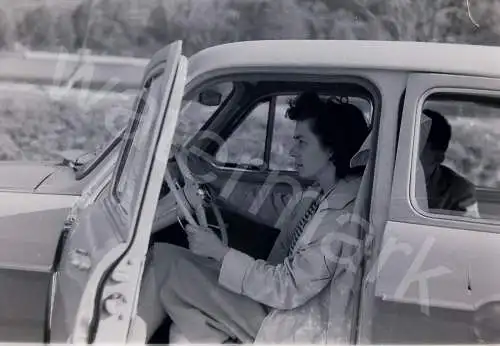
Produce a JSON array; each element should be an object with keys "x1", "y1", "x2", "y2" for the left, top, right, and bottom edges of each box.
[{"x1": 0, "y1": 84, "x2": 134, "y2": 161}]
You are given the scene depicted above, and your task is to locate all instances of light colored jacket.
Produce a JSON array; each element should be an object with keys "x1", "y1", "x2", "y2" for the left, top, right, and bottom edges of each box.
[{"x1": 217, "y1": 175, "x2": 362, "y2": 344}]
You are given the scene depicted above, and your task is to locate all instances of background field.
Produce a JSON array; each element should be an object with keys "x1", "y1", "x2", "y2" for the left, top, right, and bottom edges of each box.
[{"x1": 0, "y1": 0, "x2": 499, "y2": 189}]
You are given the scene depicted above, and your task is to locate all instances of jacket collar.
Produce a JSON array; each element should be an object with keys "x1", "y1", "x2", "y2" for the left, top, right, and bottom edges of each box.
[{"x1": 318, "y1": 174, "x2": 362, "y2": 211}]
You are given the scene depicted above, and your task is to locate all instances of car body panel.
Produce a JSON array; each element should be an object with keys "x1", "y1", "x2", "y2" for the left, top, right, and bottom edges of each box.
[
  {"x1": 36, "y1": 150, "x2": 120, "y2": 195},
  {"x1": 0, "y1": 161, "x2": 58, "y2": 192},
  {"x1": 187, "y1": 40, "x2": 500, "y2": 84},
  {"x1": 0, "y1": 150, "x2": 119, "y2": 342},
  {"x1": 0, "y1": 190, "x2": 77, "y2": 341},
  {"x1": 0, "y1": 199, "x2": 75, "y2": 272},
  {"x1": 0, "y1": 269, "x2": 49, "y2": 341}
]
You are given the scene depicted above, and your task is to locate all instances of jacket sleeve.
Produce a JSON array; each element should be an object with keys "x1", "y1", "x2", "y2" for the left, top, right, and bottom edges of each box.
[
  {"x1": 455, "y1": 182, "x2": 477, "y2": 211},
  {"x1": 218, "y1": 203, "x2": 359, "y2": 310}
]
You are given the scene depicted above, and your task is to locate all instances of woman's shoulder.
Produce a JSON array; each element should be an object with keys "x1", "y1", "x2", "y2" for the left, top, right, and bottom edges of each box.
[{"x1": 321, "y1": 174, "x2": 362, "y2": 211}]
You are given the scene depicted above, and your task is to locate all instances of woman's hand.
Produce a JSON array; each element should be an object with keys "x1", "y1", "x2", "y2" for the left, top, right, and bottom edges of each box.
[{"x1": 185, "y1": 224, "x2": 230, "y2": 262}]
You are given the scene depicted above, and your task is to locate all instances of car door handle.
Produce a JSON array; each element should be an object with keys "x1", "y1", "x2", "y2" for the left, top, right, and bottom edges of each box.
[{"x1": 69, "y1": 248, "x2": 92, "y2": 271}]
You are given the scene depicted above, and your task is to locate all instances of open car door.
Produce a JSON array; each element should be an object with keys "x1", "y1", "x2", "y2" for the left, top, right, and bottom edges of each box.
[{"x1": 48, "y1": 41, "x2": 187, "y2": 343}]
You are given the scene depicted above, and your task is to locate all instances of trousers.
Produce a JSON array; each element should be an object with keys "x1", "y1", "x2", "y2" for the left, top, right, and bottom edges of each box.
[{"x1": 137, "y1": 243, "x2": 268, "y2": 343}]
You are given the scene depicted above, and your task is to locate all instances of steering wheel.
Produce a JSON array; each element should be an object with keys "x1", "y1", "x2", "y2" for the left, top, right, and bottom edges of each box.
[{"x1": 163, "y1": 147, "x2": 228, "y2": 246}]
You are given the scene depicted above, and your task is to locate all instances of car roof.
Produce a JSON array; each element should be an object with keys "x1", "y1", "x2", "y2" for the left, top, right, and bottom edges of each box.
[{"x1": 187, "y1": 40, "x2": 500, "y2": 82}]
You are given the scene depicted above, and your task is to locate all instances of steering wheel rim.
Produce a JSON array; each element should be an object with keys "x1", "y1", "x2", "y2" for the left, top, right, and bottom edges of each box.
[{"x1": 163, "y1": 149, "x2": 228, "y2": 246}]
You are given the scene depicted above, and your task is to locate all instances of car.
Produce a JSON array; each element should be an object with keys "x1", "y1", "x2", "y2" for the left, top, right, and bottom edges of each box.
[{"x1": 1, "y1": 39, "x2": 500, "y2": 344}]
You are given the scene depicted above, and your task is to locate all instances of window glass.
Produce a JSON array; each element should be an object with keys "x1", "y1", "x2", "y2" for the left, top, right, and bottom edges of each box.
[
  {"x1": 416, "y1": 93, "x2": 500, "y2": 220},
  {"x1": 114, "y1": 76, "x2": 161, "y2": 214},
  {"x1": 115, "y1": 80, "x2": 236, "y2": 214},
  {"x1": 215, "y1": 102, "x2": 269, "y2": 168},
  {"x1": 214, "y1": 92, "x2": 373, "y2": 172},
  {"x1": 175, "y1": 82, "x2": 234, "y2": 147}
]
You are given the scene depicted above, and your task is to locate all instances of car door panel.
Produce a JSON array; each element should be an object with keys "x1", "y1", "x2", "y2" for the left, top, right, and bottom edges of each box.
[
  {"x1": 372, "y1": 222, "x2": 477, "y2": 343},
  {"x1": 95, "y1": 55, "x2": 187, "y2": 343},
  {"x1": 372, "y1": 299, "x2": 473, "y2": 343},
  {"x1": 49, "y1": 41, "x2": 185, "y2": 343},
  {"x1": 370, "y1": 73, "x2": 500, "y2": 344},
  {"x1": 0, "y1": 140, "x2": 119, "y2": 343}
]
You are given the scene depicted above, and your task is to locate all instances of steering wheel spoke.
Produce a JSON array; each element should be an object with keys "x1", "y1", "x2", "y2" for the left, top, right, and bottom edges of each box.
[{"x1": 163, "y1": 149, "x2": 228, "y2": 246}]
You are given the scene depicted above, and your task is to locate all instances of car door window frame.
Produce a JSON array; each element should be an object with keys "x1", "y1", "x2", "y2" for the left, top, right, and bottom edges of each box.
[
  {"x1": 111, "y1": 71, "x2": 162, "y2": 218},
  {"x1": 185, "y1": 74, "x2": 380, "y2": 182},
  {"x1": 391, "y1": 73, "x2": 500, "y2": 233}
]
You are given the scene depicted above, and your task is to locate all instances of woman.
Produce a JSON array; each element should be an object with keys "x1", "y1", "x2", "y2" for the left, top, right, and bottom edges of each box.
[{"x1": 137, "y1": 91, "x2": 370, "y2": 344}]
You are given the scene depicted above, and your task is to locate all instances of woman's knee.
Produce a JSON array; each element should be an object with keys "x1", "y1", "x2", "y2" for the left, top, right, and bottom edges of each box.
[{"x1": 150, "y1": 243, "x2": 190, "y2": 284}]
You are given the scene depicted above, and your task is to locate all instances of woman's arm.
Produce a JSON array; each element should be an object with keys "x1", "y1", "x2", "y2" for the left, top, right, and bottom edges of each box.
[{"x1": 217, "y1": 203, "x2": 360, "y2": 310}]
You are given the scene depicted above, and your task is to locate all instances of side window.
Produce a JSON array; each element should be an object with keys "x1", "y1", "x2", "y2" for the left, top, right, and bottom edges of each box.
[
  {"x1": 215, "y1": 102, "x2": 269, "y2": 168},
  {"x1": 114, "y1": 75, "x2": 161, "y2": 215},
  {"x1": 214, "y1": 98, "x2": 294, "y2": 170},
  {"x1": 415, "y1": 92, "x2": 500, "y2": 220},
  {"x1": 215, "y1": 92, "x2": 374, "y2": 172}
]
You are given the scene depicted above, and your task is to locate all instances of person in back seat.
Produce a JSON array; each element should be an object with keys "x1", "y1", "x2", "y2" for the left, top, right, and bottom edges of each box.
[{"x1": 421, "y1": 109, "x2": 479, "y2": 218}]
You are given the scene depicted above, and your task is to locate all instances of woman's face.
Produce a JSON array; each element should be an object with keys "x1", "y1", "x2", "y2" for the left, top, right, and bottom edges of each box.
[{"x1": 289, "y1": 119, "x2": 333, "y2": 179}]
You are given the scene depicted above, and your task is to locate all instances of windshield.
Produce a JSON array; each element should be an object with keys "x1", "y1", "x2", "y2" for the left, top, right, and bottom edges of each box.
[{"x1": 174, "y1": 81, "x2": 235, "y2": 145}]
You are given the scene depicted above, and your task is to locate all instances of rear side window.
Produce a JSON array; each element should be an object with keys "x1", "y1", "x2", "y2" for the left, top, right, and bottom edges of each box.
[{"x1": 414, "y1": 93, "x2": 500, "y2": 221}]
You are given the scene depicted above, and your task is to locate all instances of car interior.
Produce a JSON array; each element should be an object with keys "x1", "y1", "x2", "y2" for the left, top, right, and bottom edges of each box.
[{"x1": 146, "y1": 78, "x2": 378, "y2": 343}]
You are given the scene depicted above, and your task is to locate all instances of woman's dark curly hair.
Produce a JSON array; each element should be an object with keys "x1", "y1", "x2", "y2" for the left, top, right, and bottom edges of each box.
[{"x1": 286, "y1": 91, "x2": 369, "y2": 179}]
